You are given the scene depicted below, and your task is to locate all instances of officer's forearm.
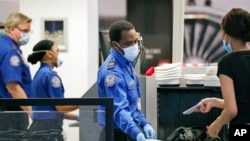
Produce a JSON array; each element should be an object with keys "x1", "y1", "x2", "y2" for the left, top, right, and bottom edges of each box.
[{"x1": 6, "y1": 82, "x2": 32, "y2": 116}]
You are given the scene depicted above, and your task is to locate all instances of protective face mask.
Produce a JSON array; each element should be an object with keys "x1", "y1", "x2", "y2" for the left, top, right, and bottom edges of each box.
[
  {"x1": 223, "y1": 38, "x2": 232, "y2": 53},
  {"x1": 56, "y1": 55, "x2": 63, "y2": 68},
  {"x1": 49, "y1": 51, "x2": 63, "y2": 68},
  {"x1": 32, "y1": 50, "x2": 63, "y2": 67},
  {"x1": 123, "y1": 44, "x2": 139, "y2": 61},
  {"x1": 19, "y1": 32, "x2": 30, "y2": 46}
]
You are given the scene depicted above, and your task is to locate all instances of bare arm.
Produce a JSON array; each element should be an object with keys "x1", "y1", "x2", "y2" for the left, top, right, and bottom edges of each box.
[
  {"x1": 215, "y1": 74, "x2": 237, "y2": 123},
  {"x1": 197, "y1": 97, "x2": 224, "y2": 113},
  {"x1": 207, "y1": 97, "x2": 225, "y2": 109},
  {"x1": 55, "y1": 105, "x2": 79, "y2": 113},
  {"x1": 6, "y1": 82, "x2": 32, "y2": 116},
  {"x1": 64, "y1": 112, "x2": 78, "y2": 120},
  {"x1": 207, "y1": 74, "x2": 237, "y2": 138}
]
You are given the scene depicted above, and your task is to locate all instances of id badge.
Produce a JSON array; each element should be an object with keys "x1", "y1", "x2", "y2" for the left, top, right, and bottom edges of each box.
[{"x1": 137, "y1": 98, "x2": 141, "y2": 111}]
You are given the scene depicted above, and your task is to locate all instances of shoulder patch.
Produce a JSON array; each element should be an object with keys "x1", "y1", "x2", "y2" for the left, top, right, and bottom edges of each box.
[
  {"x1": 107, "y1": 59, "x2": 115, "y2": 69},
  {"x1": 105, "y1": 74, "x2": 117, "y2": 87},
  {"x1": 10, "y1": 55, "x2": 20, "y2": 67},
  {"x1": 11, "y1": 45, "x2": 17, "y2": 50},
  {"x1": 50, "y1": 76, "x2": 61, "y2": 88}
]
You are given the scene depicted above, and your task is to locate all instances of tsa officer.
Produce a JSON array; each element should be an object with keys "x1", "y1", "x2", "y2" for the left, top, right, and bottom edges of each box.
[
  {"x1": 98, "y1": 20, "x2": 156, "y2": 141},
  {"x1": 27, "y1": 39, "x2": 79, "y2": 141},
  {"x1": 0, "y1": 12, "x2": 32, "y2": 132}
]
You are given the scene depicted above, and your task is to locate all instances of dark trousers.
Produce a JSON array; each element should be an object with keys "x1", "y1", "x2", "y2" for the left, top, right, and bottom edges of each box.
[
  {"x1": 28, "y1": 119, "x2": 64, "y2": 141},
  {"x1": 0, "y1": 106, "x2": 29, "y2": 141},
  {"x1": 99, "y1": 128, "x2": 134, "y2": 141}
]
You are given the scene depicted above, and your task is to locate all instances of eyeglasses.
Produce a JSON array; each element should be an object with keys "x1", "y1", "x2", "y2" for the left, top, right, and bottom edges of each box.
[{"x1": 15, "y1": 26, "x2": 33, "y2": 34}]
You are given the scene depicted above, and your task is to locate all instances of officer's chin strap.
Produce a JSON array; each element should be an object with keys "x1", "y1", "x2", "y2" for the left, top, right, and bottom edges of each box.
[{"x1": 133, "y1": 33, "x2": 145, "y2": 68}]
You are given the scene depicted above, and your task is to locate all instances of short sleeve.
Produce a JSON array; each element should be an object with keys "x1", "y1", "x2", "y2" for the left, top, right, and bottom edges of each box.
[
  {"x1": 47, "y1": 75, "x2": 64, "y2": 98},
  {"x1": 1, "y1": 51, "x2": 22, "y2": 84},
  {"x1": 217, "y1": 56, "x2": 234, "y2": 79}
]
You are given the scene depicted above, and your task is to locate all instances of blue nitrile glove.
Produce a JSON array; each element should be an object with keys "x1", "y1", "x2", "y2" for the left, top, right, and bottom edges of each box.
[
  {"x1": 136, "y1": 133, "x2": 146, "y2": 141},
  {"x1": 143, "y1": 124, "x2": 156, "y2": 139},
  {"x1": 76, "y1": 115, "x2": 80, "y2": 121}
]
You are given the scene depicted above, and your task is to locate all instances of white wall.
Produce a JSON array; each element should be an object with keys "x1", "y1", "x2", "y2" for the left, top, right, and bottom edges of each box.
[
  {"x1": 19, "y1": 0, "x2": 99, "y2": 98},
  {"x1": 0, "y1": 0, "x2": 19, "y2": 24},
  {"x1": 99, "y1": 0, "x2": 126, "y2": 18}
]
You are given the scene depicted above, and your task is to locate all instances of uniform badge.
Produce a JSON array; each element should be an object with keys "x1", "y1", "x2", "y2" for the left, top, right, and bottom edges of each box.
[
  {"x1": 50, "y1": 76, "x2": 61, "y2": 88},
  {"x1": 105, "y1": 74, "x2": 116, "y2": 87},
  {"x1": 10, "y1": 55, "x2": 20, "y2": 67},
  {"x1": 129, "y1": 80, "x2": 134, "y2": 87}
]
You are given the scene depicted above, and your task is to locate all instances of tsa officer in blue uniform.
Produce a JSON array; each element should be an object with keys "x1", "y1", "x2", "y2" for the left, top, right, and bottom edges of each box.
[
  {"x1": 0, "y1": 13, "x2": 32, "y2": 133},
  {"x1": 27, "y1": 39, "x2": 79, "y2": 141},
  {"x1": 98, "y1": 20, "x2": 156, "y2": 141}
]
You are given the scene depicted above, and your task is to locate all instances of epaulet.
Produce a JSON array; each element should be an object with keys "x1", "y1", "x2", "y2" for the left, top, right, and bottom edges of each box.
[
  {"x1": 11, "y1": 45, "x2": 17, "y2": 50},
  {"x1": 107, "y1": 59, "x2": 115, "y2": 69}
]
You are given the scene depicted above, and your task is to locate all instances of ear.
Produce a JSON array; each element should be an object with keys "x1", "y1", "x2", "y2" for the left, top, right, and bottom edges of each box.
[
  {"x1": 8, "y1": 26, "x2": 15, "y2": 33},
  {"x1": 111, "y1": 41, "x2": 117, "y2": 48},
  {"x1": 111, "y1": 41, "x2": 124, "y2": 55},
  {"x1": 45, "y1": 50, "x2": 52, "y2": 58}
]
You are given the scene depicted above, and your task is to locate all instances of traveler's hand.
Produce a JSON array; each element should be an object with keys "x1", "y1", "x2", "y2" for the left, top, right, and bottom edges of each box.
[
  {"x1": 206, "y1": 120, "x2": 223, "y2": 139},
  {"x1": 143, "y1": 124, "x2": 156, "y2": 139},
  {"x1": 195, "y1": 98, "x2": 215, "y2": 113},
  {"x1": 136, "y1": 133, "x2": 146, "y2": 141}
]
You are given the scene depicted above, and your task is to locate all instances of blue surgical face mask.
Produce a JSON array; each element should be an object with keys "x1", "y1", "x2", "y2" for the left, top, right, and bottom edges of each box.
[
  {"x1": 223, "y1": 37, "x2": 232, "y2": 53},
  {"x1": 117, "y1": 43, "x2": 139, "y2": 61},
  {"x1": 123, "y1": 44, "x2": 139, "y2": 61},
  {"x1": 19, "y1": 32, "x2": 30, "y2": 46}
]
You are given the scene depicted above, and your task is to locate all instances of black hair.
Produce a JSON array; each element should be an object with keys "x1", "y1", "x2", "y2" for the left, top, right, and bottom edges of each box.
[
  {"x1": 109, "y1": 20, "x2": 135, "y2": 42},
  {"x1": 27, "y1": 39, "x2": 54, "y2": 64},
  {"x1": 221, "y1": 8, "x2": 250, "y2": 42}
]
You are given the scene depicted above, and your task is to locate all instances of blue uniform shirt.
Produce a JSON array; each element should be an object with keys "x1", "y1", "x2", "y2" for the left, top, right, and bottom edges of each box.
[
  {"x1": 98, "y1": 48, "x2": 149, "y2": 139},
  {"x1": 31, "y1": 63, "x2": 64, "y2": 120},
  {"x1": 0, "y1": 35, "x2": 32, "y2": 98}
]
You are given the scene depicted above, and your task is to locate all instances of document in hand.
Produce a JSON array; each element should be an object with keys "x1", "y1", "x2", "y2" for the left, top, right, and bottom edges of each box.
[{"x1": 183, "y1": 102, "x2": 202, "y2": 115}]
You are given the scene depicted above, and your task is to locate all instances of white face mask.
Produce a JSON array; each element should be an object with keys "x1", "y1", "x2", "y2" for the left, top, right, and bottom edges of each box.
[
  {"x1": 32, "y1": 50, "x2": 63, "y2": 67},
  {"x1": 56, "y1": 55, "x2": 63, "y2": 68},
  {"x1": 19, "y1": 32, "x2": 30, "y2": 46},
  {"x1": 116, "y1": 42, "x2": 139, "y2": 62},
  {"x1": 48, "y1": 51, "x2": 63, "y2": 68},
  {"x1": 123, "y1": 44, "x2": 139, "y2": 61}
]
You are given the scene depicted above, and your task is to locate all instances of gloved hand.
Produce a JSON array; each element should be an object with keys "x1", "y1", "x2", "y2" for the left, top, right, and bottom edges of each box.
[
  {"x1": 76, "y1": 115, "x2": 80, "y2": 121},
  {"x1": 136, "y1": 133, "x2": 146, "y2": 141},
  {"x1": 143, "y1": 124, "x2": 156, "y2": 139}
]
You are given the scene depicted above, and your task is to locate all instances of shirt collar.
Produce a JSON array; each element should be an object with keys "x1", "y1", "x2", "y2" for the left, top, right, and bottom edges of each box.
[
  {"x1": 40, "y1": 62, "x2": 51, "y2": 69},
  {"x1": 3, "y1": 35, "x2": 19, "y2": 48}
]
